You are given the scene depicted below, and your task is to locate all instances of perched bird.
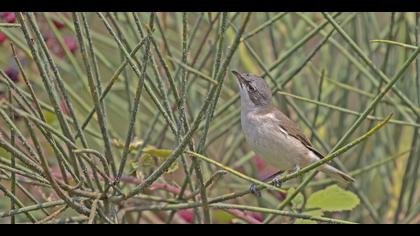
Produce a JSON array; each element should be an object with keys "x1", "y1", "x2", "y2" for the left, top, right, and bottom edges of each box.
[{"x1": 232, "y1": 70, "x2": 355, "y2": 196}]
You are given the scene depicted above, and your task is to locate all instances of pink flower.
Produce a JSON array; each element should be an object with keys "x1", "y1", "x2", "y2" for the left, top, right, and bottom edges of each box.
[
  {"x1": 64, "y1": 36, "x2": 78, "y2": 54},
  {"x1": 177, "y1": 209, "x2": 193, "y2": 223},
  {"x1": 253, "y1": 155, "x2": 267, "y2": 172},
  {"x1": 45, "y1": 34, "x2": 78, "y2": 58},
  {"x1": 5, "y1": 66, "x2": 19, "y2": 82},
  {"x1": 1, "y1": 12, "x2": 16, "y2": 23},
  {"x1": 249, "y1": 212, "x2": 264, "y2": 222},
  {"x1": 60, "y1": 99, "x2": 69, "y2": 116}
]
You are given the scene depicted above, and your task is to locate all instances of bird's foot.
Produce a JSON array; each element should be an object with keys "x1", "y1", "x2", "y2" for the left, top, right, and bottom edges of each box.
[
  {"x1": 250, "y1": 170, "x2": 285, "y2": 197},
  {"x1": 272, "y1": 177, "x2": 282, "y2": 188},
  {"x1": 249, "y1": 184, "x2": 262, "y2": 197}
]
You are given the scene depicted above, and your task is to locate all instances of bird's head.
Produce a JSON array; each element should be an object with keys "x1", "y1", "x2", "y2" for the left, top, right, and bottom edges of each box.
[{"x1": 231, "y1": 70, "x2": 272, "y2": 109}]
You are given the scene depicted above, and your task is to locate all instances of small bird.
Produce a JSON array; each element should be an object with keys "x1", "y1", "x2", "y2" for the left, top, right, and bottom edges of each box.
[{"x1": 232, "y1": 70, "x2": 355, "y2": 196}]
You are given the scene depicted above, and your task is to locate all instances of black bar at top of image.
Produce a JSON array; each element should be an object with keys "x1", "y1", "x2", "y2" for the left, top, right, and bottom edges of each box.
[{"x1": 2, "y1": 0, "x2": 418, "y2": 12}]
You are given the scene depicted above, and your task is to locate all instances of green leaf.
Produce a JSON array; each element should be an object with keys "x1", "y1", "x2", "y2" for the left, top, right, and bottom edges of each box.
[
  {"x1": 212, "y1": 210, "x2": 236, "y2": 224},
  {"x1": 306, "y1": 185, "x2": 360, "y2": 212},
  {"x1": 138, "y1": 148, "x2": 178, "y2": 175},
  {"x1": 165, "y1": 161, "x2": 179, "y2": 174},
  {"x1": 0, "y1": 147, "x2": 9, "y2": 158},
  {"x1": 128, "y1": 160, "x2": 139, "y2": 177},
  {"x1": 288, "y1": 187, "x2": 305, "y2": 210},
  {"x1": 112, "y1": 137, "x2": 144, "y2": 152},
  {"x1": 295, "y1": 209, "x2": 323, "y2": 224},
  {"x1": 138, "y1": 154, "x2": 154, "y2": 168},
  {"x1": 43, "y1": 110, "x2": 57, "y2": 125},
  {"x1": 143, "y1": 147, "x2": 172, "y2": 159}
]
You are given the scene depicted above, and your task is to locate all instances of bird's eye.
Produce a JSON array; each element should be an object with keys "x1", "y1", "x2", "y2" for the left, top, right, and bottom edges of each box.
[{"x1": 247, "y1": 85, "x2": 255, "y2": 92}]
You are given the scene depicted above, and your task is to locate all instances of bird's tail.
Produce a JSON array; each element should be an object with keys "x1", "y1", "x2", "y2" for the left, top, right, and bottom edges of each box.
[{"x1": 320, "y1": 164, "x2": 355, "y2": 185}]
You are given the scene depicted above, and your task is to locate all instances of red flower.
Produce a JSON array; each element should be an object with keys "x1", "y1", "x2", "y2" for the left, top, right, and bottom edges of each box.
[
  {"x1": 1, "y1": 12, "x2": 16, "y2": 23},
  {"x1": 0, "y1": 33, "x2": 6, "y2": 44},
  {"x1": 177, "y1": 209, "x2": 193, "y2": 223},
  {"x1": 252, "y1": 154, "x2": 280, "y2": 180},
  {"x1": 53, "y1": 20, "x2": 65, "y2": 29}
]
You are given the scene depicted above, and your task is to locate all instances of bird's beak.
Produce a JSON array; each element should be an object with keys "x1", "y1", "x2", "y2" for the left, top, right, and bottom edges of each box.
[{"x1": 231, "y1": 70, "x2": 246, "y2": 88}]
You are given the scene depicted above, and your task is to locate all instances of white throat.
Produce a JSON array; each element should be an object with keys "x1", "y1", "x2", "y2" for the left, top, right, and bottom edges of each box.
[{"x1": 240, "y1": 89, "x2": 270, "y2": 114}]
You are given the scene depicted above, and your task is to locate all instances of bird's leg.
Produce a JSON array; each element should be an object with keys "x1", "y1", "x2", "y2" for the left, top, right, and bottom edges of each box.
[{"x1": 249, "y1": 170, "x2": 284, "y2": 197}]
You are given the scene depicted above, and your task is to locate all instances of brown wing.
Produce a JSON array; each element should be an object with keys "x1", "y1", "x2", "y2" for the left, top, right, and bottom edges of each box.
[{"x1": 272, "y1": 109, "x2": 324, "y2": 159}]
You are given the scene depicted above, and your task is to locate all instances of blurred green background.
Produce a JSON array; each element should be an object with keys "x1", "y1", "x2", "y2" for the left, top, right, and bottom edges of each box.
[{"x1": 0, "y1": 12, "x2": 419, "y2": 224}]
